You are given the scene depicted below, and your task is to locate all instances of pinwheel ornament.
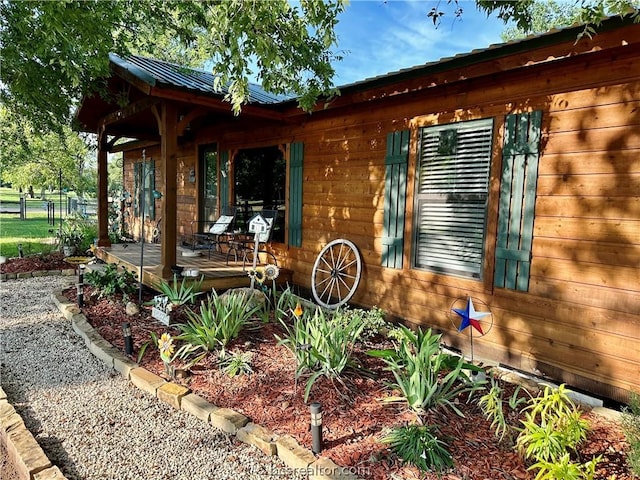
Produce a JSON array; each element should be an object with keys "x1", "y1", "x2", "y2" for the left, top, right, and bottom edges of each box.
[{"x1": 449, "y1": 296, "x2": 493, "y2": 364}]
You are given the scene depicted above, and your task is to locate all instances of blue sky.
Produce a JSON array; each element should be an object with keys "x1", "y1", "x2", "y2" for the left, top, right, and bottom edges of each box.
[{"x1": 331, "y1": 0, "x2": 509, "y2": 86}]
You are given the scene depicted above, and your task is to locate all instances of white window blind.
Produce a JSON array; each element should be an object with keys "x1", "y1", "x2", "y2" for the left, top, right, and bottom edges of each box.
[{"x1": 413, "y1": 119, "x2": 493, "y2": 278}]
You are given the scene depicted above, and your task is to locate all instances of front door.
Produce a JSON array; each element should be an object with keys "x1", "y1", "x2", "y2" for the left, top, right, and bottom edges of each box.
[{"x1": 198, "y1": 144, "x2": 218, "y2": 226}]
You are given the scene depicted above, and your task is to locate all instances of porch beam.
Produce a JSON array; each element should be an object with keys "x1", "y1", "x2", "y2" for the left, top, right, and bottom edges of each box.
[
  {"x1": 96, "y1": 129, "x2": 111, "y2": 247},
  {"x1": 156, "y1": 101, "x2": 178, "y2": 278},
  {"x1": 99, "y1": 97, "x2": 160, "y2": 129},
  {"x1": 150, "y1": 87, "x2": 287, "y2": 122},
  {"x1": 109, "y1": 139, "x2": 160, "y2": 154}
]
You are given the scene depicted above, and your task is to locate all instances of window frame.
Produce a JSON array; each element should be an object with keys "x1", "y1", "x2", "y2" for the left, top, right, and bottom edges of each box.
[{"x1": 411, "y1": 118, "x2": 494, "y2": 280}]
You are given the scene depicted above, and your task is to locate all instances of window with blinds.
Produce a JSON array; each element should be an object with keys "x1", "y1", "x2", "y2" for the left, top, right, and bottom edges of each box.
[{"x1": 413, "y1": 118, "x2": 494, "y2": 278}]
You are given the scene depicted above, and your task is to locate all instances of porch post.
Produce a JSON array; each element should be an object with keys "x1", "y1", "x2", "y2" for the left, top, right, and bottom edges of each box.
[
  {"x1": 96, "y1": 129, "x2": 111, "y2": 247},
  {"x1": 157, "y1": 101, "x2": 178, "y2": 278}
]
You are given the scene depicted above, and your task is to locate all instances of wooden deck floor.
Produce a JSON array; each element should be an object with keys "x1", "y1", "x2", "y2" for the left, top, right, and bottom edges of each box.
[{"x1": 95, "y1": 243, "x2": 290, "y2": 292}]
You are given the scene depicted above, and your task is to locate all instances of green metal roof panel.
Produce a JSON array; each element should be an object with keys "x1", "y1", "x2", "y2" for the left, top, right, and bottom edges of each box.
[{"x1": 109, "y1": 53, "x2": 292, "y2": 104}]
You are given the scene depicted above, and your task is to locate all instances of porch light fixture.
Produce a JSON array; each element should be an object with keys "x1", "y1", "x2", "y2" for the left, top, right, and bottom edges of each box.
[
  {"x1": 310, "y1": 402, "x2": 323, "y2": 454},
  {"x1": 122, "y1": 322, "x2": 134, "y2": 355}
]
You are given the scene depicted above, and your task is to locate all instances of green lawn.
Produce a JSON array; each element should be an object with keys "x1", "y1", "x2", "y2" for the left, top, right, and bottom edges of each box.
[{"x1": 0, "y1": 213, "x2": 60, "y2": 257}]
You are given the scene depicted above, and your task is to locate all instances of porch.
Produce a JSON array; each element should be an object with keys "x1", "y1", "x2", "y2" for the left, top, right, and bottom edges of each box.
[{"x1": 94, "y1": 243, "x2": 292, "y2": 292}]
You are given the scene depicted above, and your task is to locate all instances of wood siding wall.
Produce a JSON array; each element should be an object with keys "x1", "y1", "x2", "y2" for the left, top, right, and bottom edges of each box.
[{"x1": 121, "y1": 37, "x2": 639, "y2": 401}]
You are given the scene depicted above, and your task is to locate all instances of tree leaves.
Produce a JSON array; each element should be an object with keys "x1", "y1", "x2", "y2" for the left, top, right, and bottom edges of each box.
[{"x1": 1, "y1": 0, "x2": 346, "y2": 133}]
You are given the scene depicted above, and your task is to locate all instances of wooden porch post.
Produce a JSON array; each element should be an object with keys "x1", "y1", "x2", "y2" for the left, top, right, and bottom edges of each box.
[
  {"x1": 96, "y1": 129, "x2": 111, "y2": 247},
  {"x1": 156, "y1": 102, "x2": 178, "y2": 278}
]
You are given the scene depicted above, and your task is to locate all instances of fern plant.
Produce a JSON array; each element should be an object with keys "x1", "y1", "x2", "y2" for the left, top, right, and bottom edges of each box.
[{"x1": 85, "y1": 263, "x2": 137, "y2": 299}]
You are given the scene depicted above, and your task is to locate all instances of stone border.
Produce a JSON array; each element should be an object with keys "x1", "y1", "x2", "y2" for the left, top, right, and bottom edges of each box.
[
  {"x1": 1, "y1": 270, "x2": 77, "y2": 282},
  {"x1": 0, "y1": 386, "x2": 67, "y2": 479},
  {"x1": 49, "y1": 290, "x2": 360, "y2": 480}
]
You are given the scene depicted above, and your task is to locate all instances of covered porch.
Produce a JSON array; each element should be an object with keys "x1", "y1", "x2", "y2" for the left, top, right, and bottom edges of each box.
[{"x1": 94, "y1": 243, "x2": 292, "y2": 292}]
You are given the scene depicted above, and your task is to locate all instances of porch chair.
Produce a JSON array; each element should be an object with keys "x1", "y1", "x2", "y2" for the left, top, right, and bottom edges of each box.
[{"x1": 190, "y1": 206, "x2": 238, "y2": 258}]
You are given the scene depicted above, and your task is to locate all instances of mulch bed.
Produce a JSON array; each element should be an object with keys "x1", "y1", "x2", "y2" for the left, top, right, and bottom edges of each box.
[
  {"x1": 6, "y1": 254, "x2": 631, "y2": 480},
  {"x1": 60, "y1": 284, "x2": 633, "y2": 480}
]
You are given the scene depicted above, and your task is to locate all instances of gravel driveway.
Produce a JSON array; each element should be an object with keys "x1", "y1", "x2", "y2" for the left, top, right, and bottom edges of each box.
[{"x1": 0, "y1": 276, "x2": 301, "y2": 479}]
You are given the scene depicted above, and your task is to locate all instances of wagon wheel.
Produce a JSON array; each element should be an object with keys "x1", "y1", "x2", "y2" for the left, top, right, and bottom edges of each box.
[{"x1": 311, "y1": 239, "x2": 362, "y2": 309}]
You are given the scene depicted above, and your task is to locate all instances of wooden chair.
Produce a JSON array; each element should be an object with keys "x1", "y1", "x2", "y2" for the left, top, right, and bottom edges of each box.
[{"x1": 190, "y1": 206, "x2": 238, "y2": 258}]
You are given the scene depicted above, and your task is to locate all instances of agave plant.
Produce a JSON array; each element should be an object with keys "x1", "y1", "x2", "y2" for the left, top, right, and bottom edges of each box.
[
  {"x1": 177, "y1": 290, "x2": 260, "y2": 352},
  {"x1": 153, "y1": 274, "x2": 203, "y2": 306}
]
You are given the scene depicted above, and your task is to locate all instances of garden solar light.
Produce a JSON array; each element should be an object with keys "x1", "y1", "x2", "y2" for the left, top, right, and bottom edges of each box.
[
  {"x1": 310, "y1": 402, "x2": 323, "y2": 454},
  {"x1": 77, "y1": 264, "x2": 86, "y2": 307},
  {"x1": 122, "y1": 322, "x2": 134, "y2": 355}
]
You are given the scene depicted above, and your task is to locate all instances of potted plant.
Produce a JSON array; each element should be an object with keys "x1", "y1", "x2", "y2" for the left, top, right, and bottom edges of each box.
[{"x1": 58, "y1": 223, "x2": 84, "y2": 256}]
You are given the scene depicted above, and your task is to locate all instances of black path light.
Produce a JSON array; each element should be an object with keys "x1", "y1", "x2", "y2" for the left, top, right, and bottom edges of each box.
[
  {"x1": 122, "y1": 322, "x2": 134, "y2": 355},
  {"x1": 310, "y1": 402, "x2": 323, "y2": 454},
  {"x1": 76, "y1": 264, "x2": 86, "y2": 307}
]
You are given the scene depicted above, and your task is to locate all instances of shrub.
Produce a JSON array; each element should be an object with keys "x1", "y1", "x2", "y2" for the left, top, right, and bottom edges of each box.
[
  {"x1": 621, "y1": 392, "x2": 640, "y2": 476},
  {"x1": 177, "y1": 290, "x2": 260, "y2": 352},
  {"x1": 276, "y1": 305, "x2": 367, "y2": 402},
  {"x1": 85, "y1": 263, "x2": 137, "y2": 299},
  {"x1": 381, "y1": 424, "x2": 453, "y2": 473},
  {"x1": 368, "y1": 325, "x2": 483, "y2": 420},
  {"x1": 516, "y1": 384, "x2": 595, "y2": 478}
]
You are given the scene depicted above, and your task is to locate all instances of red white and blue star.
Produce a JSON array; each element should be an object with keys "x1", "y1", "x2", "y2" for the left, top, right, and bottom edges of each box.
[{"x1": 452, "y1": 297, "x2": 491, "y2": 335}]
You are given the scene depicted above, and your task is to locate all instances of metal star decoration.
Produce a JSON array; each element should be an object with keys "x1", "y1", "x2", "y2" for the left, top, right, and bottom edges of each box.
[{"x1": 453, "y1": 297, "x2": 490, "y2": 335}]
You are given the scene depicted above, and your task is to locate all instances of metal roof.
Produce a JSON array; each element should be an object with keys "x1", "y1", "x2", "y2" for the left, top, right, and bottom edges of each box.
[{"x1": 109, "y1": 53, "x2": 292, "y2": 104}]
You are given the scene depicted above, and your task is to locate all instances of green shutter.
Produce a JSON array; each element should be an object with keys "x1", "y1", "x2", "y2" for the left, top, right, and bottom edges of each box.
[
  {"x1": 495, "y1": 111, "x2": 542, "y2": 291},
  {"x1": 219, "y1": 151, "x2": 229, "y2": 211},
  {"x1": 289, "y1": 142, "x2": 303, "y2": 247},
  {"x1": 382, "y1": 130, "x2": 409, "y2": 269}
]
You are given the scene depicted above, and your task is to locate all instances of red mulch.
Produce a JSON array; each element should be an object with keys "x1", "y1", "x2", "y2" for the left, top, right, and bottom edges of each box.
[
  {"x1": 57, "y1": 283, "x2": 633, "y2": 480},
  {"x1": 1, "y1": 252, "x2": 70, "y2": 273},
  {"x1": 3, "y1": 254, "x2": 633, "y2": 479}
]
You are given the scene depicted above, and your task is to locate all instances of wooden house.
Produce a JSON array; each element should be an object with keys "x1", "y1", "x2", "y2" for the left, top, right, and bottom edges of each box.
[{"x1": 76, "y1": 16, "x2": 640, "y2": 403}]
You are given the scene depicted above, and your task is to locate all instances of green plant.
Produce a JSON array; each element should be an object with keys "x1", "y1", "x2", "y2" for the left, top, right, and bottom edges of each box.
[
  {"x1": 85, "y1": 263, "x2": 137, "y2": 299},
  {"x1": 333, "y1": 306, "x2": 387, "y2": 340},
  {"x1": 368, "y1": 325, "x2": 483, "y2": 420},
  {"x1": 178, "y1": 290, "x2": 260, "y2": 352},
  {"x1": 621, "y1": 392, "x2": 640, "y2": 476},
  {"x1": 275, "y1": 305, "x2": 367, "y2": 402},
  {"x1": 381, "y1": 424, "x2": 453, "y2": 473},
  {"x1": 219, "y1": 350, "x2": 254, "y2": 377},
  {"x1": 479, "y1": 378, "x2": 509, "y2": 441},
  {"x1": 517, "y1": 384, "x2": 593, "y2": 477},
  {"x1": 153, "y1": 274, "x2": 203, "y2": 306},
  {"x1": 529, "y1": 452, "x2": 601, "y2": 480},
  {"x1": 478, "y1": 378, "x2": 529, "y2": 443}
]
